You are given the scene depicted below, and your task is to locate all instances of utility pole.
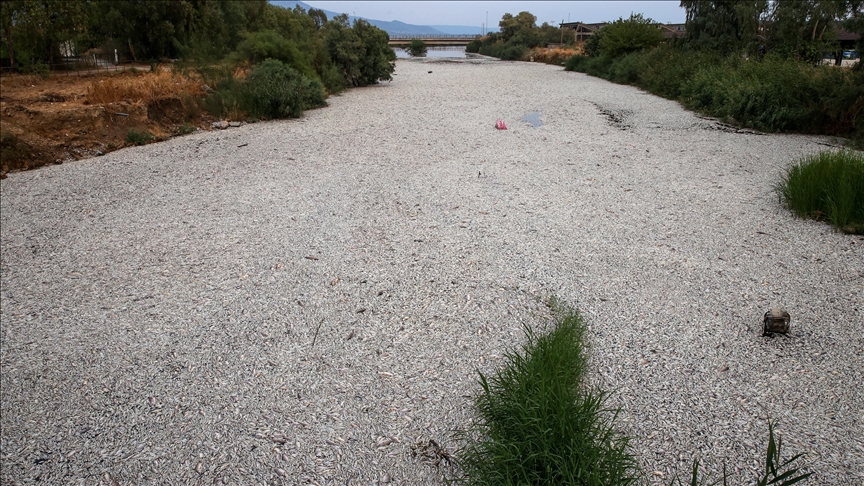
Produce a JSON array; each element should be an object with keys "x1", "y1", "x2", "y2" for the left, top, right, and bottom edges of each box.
[{"x1": 486, "y1": 11, "x2": 488, "y2": 34}]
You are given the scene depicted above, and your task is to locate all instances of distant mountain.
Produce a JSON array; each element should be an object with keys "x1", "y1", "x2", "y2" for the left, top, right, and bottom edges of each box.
[
  {"x1": 365, "y1": 20, "x2": 445, "y2": 35},
  {"x1": 269, "y1": 1, "x2": 489, "y2": 36}
]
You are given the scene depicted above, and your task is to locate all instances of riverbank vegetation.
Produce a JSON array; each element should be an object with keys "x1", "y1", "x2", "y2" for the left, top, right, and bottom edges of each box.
[
  {"x1": 777, "y1": 150, "x2": 864, "y2": 233},
  {"x1": 408, "y1": 39, "x2": 428, "y2": 57},
  {"x1": 452, "y1": 304, "x2": 639, "y2": 485},
  {"x1": 0, "y1": 0, "x2": 395, "y2": 172},
  {"x1": 0, "y1": 1, "x2": 394, "y2": 90},
  {"x1": 467, "y1": 3, "x2": 862, "y2": 143},
  {"x1": 563, "y1": 1, "x2": 864, "y2": 144},
  {"x1": 466, "y1": 11, "x2": 573, "y2": 61},
  {"x1": 451, "y1": 300, "x2": 813, "y2": 486}
]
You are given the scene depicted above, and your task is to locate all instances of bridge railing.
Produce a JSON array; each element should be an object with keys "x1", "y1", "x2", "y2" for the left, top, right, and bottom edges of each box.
[{"x1": 388, "y1": 34, "x2": 482, "y2": 40}]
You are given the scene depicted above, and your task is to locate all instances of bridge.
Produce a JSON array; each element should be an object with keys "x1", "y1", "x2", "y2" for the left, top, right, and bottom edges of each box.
[{"x1": 388, "y1": 34, "x2": 482, "y2": 47}]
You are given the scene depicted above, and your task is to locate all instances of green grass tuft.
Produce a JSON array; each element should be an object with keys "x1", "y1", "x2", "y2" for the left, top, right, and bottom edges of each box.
[
  {"x1": 451, "y1": 304, "x2": 640, "y2": 486},
  {"x1": 670, "y1": 421, "x2": 812, "y2": 486},
  {"x1": 176, "y1": 122, "x2": 196, "y2": 135},
  {"x1": 125, "y1": 129, "x2": 154, "y2": 146},
  {"x1": 777, "y1": 150, "x2": 864, "y2": 234}
]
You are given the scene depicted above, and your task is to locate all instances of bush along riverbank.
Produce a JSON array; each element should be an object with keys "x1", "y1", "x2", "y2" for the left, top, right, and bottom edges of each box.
[
  {"x1": 561, "y1": 5, "x2": 864, "y2": 145},
  {"x1": 565, "y1": 45, "x2": 864, "y2": 144}
]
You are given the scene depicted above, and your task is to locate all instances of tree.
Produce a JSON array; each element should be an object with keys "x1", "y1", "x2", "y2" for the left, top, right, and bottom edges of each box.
[
  {"x1": 308, "y1": 8, "x2": 327, "y2": 30},
  {"x1": 0, "y1": 0, "x2": 90, "y2": 69},
  {"x1": 598, "y1": 14, "x2": 665, "y2": 58},
  {"x1": 90, "y1": 0, "x2": 199, "y2": 61},
  {"x1": 767, "y1": 0, "x2": 844, "y2": 62},
  {"x1": 0, "y1": 0, "x2": 25, "y2": 69},
  {"x1": 680, "y1": 0, "x2": 768, "y2": 55},
  {"x1": 499, "y1": 11, "x2": 537, "y2": 41},
  {"x1": 232, "y1": 30, "x2": 316, "y2": 78},
  {"x1": 323, "y1": 15, "x2": 394, "y2": 87},
  {"x1": 352, "y1": 19, "x2": 395, "y2": 84},
  {"x1": 407, "y1": 38, "x2": 427, "y2": 57}
]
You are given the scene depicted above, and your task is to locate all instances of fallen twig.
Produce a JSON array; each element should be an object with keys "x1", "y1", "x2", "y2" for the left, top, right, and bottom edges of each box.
[{"x1": 311, "y1": 318, "x2": 324, "y2": 347}]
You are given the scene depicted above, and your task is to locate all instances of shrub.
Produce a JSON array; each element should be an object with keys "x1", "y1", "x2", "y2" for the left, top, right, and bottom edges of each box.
[
  {"x1": 582, "y1": 55, "x2": 613, "y2": 78},
  {"x1": 452, "y1": 304, "x2": 640, "y2": 485},
  {"x1": 636, "y1": 45, "x2": 720, "y2": 99},
  {"x1": 199, "y1": 74, "x2": 245, "y2": 120},
  {"x1": 606, "y1": 51, "x2": 642, "y2": 84},
  {"x1": 598, "y1": 14, "x2": 665, "y2": 58},
  {"x1": 242, "y1": 58, "x2": 325, "y2": 119},
  {"x1": 777, "y1": 150, "x2": 864, "y2": 233},
  {"x1": 19, "y1": 60, "x2": 50, "y2": 78},
  {"x1": 232, "y1": 30, "x2": 316, "y2": 79},
  {"x1": 478, "y1": 43, "x2": 527, "y2": 61},
  {"x1": 125, "y1": 129, "x2": 154, "y2": 145},
  {"x1": 564, "y1": 54, "x2": 613, "y2": 78},
  {"x1": 176, "y1": 123, "x2": 196, "y2": 135},
  {"x1": 407, "y1": 39, "x2": 427, "y2": 57},
  {"x1": 582, "y1": 30, "x2": 603, "y2": 57},
  {"x1": 677, "y1": 56, "x2": 864, "y2": 135},
  {"x1": 318, "y1": 62, "x2": 348, "y2": 94},
  {"x1": 466, "y1": 39, "x2": 482, "y2": 53},
  {"x1": 683, "y1": 56, "x2": 822, "y2": 132},
  {"x1": 564, "y1": 54, "x2": 589, "y2": 72},
  {"x1": 498, "y1": 44, "x2": 528, "y2": 61}
]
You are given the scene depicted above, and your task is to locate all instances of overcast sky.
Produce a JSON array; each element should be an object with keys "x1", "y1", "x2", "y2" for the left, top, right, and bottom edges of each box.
[{"x1": 304, "y1": 1, "x2": 687, "y2": 27}]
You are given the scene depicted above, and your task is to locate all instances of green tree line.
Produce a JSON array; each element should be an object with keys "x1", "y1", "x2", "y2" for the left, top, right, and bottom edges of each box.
[
  {"x1": 466, "y1": 11, "x2": 566, "y2": 60},
  {"x1": 679, "y1": 0, "x2": 863, "y2": 62},
  {"x1": 0, "y1": 0, "x2": 395, "y2": 92}
]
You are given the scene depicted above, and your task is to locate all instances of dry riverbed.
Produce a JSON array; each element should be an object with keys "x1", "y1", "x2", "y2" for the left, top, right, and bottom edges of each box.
[{"x1": 1, "y1": 58, "x2": 862, "y2": 484}]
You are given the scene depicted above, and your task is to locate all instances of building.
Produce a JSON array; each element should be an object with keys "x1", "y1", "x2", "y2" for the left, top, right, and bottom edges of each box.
[{"x1": 559, "y1": 21, "x2": 686, "y2": 43}]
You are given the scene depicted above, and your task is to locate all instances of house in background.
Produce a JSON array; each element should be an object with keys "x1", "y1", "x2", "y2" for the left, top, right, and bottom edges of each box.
[{"x1": 559, "y1": 21, "x2": 686, "y2": 44}]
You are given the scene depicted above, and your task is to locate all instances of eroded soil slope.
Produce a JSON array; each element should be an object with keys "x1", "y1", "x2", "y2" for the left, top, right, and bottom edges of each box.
[{"x1": 1, "y1": 70, "x2": 211, "y2": 174}]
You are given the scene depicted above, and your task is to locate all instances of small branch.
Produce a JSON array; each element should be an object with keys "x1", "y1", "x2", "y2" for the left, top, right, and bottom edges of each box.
[{"x1": 311, "y1": 318, "x2": 324, "y2": 347}]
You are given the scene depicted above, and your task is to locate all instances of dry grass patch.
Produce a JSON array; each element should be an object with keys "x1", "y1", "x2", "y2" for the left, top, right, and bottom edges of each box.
[
  {"x1": 0, "y1": 74, "x2": 44, "y2": 90},
  {"x1": 86, "y1": 70, "x2": 204, "y2": 105},
  {"x1": 529, "y1": 47, "x2": 582, "y2": 65}
]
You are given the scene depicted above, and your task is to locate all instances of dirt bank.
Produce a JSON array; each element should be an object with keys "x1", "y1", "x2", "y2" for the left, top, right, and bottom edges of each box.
[{"x1": 0, "y1": 70, "x2": 213, "y2": 175}]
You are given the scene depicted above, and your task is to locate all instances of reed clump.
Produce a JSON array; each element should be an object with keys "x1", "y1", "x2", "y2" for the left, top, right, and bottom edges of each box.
[{"x1": 777, "y1": 150, "x2": 864, "y2": 234}]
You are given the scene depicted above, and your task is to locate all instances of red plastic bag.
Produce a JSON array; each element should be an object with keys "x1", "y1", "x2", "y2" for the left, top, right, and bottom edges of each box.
[{"x1": 495, "y1": 119, "x2": 507, "y2": 130}]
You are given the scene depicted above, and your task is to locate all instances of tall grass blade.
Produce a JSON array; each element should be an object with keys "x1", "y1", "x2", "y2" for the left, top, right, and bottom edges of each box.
[{"x1": 451, "y1": 306, "x2": 639, "y2": 485}]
